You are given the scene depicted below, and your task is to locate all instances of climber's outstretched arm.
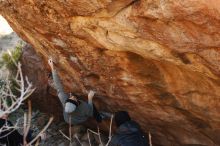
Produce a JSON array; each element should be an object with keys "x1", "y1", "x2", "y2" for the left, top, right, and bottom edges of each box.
[{"x1": 48, "y1": 58, "x2": 68, "y2": 107}]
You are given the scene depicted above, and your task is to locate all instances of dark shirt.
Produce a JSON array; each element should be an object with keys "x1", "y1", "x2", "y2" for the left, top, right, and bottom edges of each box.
[
  {"x1": 109, "y1": 120, "x2": 149, "y2": 146},
  {"x1": 0, "y1": 119, "x2": 32, "y2": 146}
]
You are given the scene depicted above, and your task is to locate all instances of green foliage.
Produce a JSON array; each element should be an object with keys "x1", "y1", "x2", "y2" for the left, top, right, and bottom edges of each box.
[
  {"x1": 0, "y1": 43, "x2": 23, "y2": 99},
  {"x1": 0, "y1": 43, "x2": 22, "y2": 71}
]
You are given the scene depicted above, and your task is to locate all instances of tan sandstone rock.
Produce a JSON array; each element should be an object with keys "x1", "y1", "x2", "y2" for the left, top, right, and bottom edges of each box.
[{"x1": 1, "y1": 0, "x2": 220, "y2": 145}]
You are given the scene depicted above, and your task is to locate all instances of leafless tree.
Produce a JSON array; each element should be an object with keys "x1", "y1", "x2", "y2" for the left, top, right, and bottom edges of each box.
[
  {"x1": 0, "y1": 52, "x2": 53, "y2": 145},
  {"x1": 0, "y1": 61, "x2": 35, "y2": 117}
]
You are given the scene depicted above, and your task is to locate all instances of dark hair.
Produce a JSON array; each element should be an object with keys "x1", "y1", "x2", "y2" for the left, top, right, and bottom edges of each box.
[
  {"x1": 115, "y1": 111, "x2": 131, "y2": 127},
  {"x1": 65, "y1": 98, "x2": 79, "y2": 106}
]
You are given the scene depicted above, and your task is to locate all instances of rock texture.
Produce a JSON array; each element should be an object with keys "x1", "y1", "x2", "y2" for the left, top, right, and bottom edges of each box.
[{"x1": 1, "y1": 0, "x2": 220, "y2": 145}]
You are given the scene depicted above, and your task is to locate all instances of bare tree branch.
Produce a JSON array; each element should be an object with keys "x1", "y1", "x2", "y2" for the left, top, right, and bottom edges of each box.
[
  {"x1": 0, "y1": 53, "x2": 53, "y2": 145},
  {"x1": 87, "y1": 114, "x2": 114, "y2": 146},
  {"x1": 0, "y1": 62, "x2": 35, "y2": 117}
]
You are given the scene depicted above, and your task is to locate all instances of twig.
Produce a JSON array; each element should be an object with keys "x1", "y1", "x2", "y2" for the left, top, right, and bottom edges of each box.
[
  {"x1": 27, "y1": 117, "x2": 54, "y2": 145},
  {"x1": 106, "y1": 115, "x2": 113, "y2": 146},
  {"x1": 149, "y1": 132, "x2": 153, "y2": 146},
  {"x1": 0, "y1": 127, "x2": 17, "y2": 139},
  {"x1": 60, "y1": 116, "x2": 85, "y2": 146},
  {"x1": 74, "y1": 134, "x2": 83, "y2": 146},
  {"x1": 23, "y1": 113, "x2": 27, "y2": 145},
  {"x1": 87, "y1": 129, "x2": 99, "y2": 135},
  {"x1": 34, "y1": 139, "x2": 40, "y2": 146},
  {"x1": 69, "y1": 116, "x2": 72, "y2": 143},
  {"x1": 24, "y1": 101, "x2": 32, "y2": 145},
  {"x1": 59, "y1": 130, "x2": 71, "y2": 141},
  {"x1": 87, "y1": 129, "x2": 92, "y2": 146},
  {"x1": 97, "y1": 126, "x2": 103, "y2": 146}
]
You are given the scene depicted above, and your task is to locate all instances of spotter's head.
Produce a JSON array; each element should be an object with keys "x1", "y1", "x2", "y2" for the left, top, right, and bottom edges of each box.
[{"x1": 114, "y1": 111, "x2": 131, "y2": 127}]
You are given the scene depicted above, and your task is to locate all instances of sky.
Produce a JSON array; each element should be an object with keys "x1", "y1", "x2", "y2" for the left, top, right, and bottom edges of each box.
[
  {"x1": 0, "y1": 15, "x2": 22, "y2": 54},
  {"x1": 0, "y1": 15, "x2": 13, "y2": 36}
]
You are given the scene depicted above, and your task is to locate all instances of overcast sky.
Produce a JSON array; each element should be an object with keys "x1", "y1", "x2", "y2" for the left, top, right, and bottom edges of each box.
[{"x1": 0, "y1": 15, "x2": 13, "y2": 36}]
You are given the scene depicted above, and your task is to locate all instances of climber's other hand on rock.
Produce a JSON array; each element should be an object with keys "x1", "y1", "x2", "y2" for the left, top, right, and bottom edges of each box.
[{"x1": 88, "y1": 90, "x2": 95, "y2": 100}]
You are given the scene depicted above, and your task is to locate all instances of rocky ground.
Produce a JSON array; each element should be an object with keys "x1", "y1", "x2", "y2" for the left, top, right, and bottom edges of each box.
[{"x1": 9, "y1": 106, "x2": 108, "y2": 146}]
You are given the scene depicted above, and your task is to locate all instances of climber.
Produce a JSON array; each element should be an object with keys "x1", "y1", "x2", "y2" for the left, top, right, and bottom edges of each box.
[
  {"x1": 0, "y1": 113, "x2": 46, "y2": 146},
  {"x1": 48, "y1": 58, "x2": 105, "y2": 125},
  {"x1": 109, "y1": 111, "x2": 149, "y2": 146}
]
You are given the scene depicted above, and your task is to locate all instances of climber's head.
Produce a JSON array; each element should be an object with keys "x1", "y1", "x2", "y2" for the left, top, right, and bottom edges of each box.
[
  {"x1": 64, "y1": 93, "x2": 79, "y2": 113},
  {"x1": 114, "y1": 111, "x2": 131, "y2": 127}
]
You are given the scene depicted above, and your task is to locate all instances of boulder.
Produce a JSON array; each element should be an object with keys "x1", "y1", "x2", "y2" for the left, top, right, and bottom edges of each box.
[{"x1": 1, "y1": 0, "x2": 220, "y2": 145}]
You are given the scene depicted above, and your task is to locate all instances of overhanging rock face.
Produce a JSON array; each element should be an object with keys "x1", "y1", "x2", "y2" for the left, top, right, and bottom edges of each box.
[{"x1": 1, "y1": 0, "x2": 220, "y2": 145}]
